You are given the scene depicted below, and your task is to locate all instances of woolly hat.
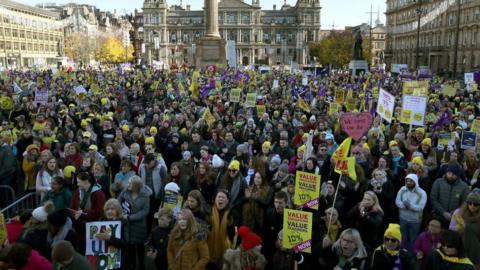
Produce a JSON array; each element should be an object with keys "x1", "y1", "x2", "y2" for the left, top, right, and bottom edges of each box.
[
  {"x1": 325, "y1": 133, "x2": 334, "y2": 141},
  {"x1": 32, "y1": 202, "x2": 54, "y2": 222},
  {"x1": 415, "y1": 128, "x2": 425, "y2": 135},
  {"x1": 297, "y1": 145, "x2": 306, "y2": 153},
  {"x1": 63, "y1": 165, "x2": 76, "y2": 178},
  {"x1": 82, "y1": 131, "x2": 91, "y2": 138},
  {"x1": 145, "y1": 136, "x2": 155, "y2": 145},
  {"x1": 447, "y1": 163, "x2": 461, "y2": 177},
  {"x1": 466, "y1": 189, "x2": 480, "y2": 205},
  {"x1": 238, "y1": 226, "x2": 262, "y2": 251},
  {"x1": 278, "y1": 163, "x2": 289, "y2": 173},
  {"x1": 389, "y1": 140, "x2": 398, "y2": 148},
  {"x1": 52, "y1": 240, "x2": 76, "y2": 263},
  {"x1": 150, "y1": 126, "x2": 158, "y2": 134},
  {"x1": 182, "y1": 151, "x2": 192, "y2": 160},
  {"x1": 228, "y1": 160, "x2": 240, "y2": 171},
  {"x1": 237, "y1": 143, "x2": 249, "y2": 154},
  {"x1": 271, "y1": 155, "x2": 281, "y2": 165},
  {"x1": 421, "y1": 138, "x2": 432, "y2": 147},
  {"x1": 165, "y1": 182, "x2": 180, "y2": 193},
  {"x1": 88, "y1": 144, "x2": 98, "y2": 151},
  {"x1": 384, "y1": 223, "x2": 402, "y2": 242},
  {"x1": 26, "y1": 144, "x2": 39, "y2": 152},
  {"x1": 212, "y1": 154, "x2": 224, "y2": 168},
  {"x1": 121, "y1": 124, "x2": 130, "y2": 133},
  {"x1": 411, "y1": 156, "x2": 424, "y2": 166},
  {"x1": 262, "y1": 141, "x2": 271, "y2": 149}
]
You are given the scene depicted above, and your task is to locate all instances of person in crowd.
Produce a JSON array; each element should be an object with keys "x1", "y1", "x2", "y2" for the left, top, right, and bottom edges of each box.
[
  {"x1": 271, "y1": 229, "x2": 304, "y2": 270},
  {"x1": 70, "y1": 172, "x2": 106, "y2": 253},
  {"x1": 347, "y1": 190, "x2": 384, "y2": 249},
  {"x1": 242, "y1": 171, "x2": 272, "y2": 233},
  {"x1": 92, "y1": 162, "x2": 110, "y2": 199},
  {"x1": 184, "y1": 189, "x2": 210, "y2": 224},
  {"x1": 51, "y1": 240, "x2": 93, "y2": 270},
  {"x1": 425, "y1": 230, "x2": 476, "y2": 270},
  {"x1": 208, "y1": 189, "x2": 236, "y2": 269},
  {"x1": 36, "y1": 157, "x2": 63, "y2": 199},
  {"x1": 371, "y1": 223, "x2": 415, "y2": 270},
  {"x1": 0, "y1": 242, "x2": 51, "y2": 270},
  {"x1": 117, "y1": 176, "x2": 150, "y2": 270},
  {"x1": 262, "y1": 191, "x2": 288, "y2": 269},
  {"x1": 46, "y1": 208, "x2": 77, "y2": 260},
  {"x1": 368, "y1": 168, "x2": 395, "y2": 223},
  {"x1": 17, "y1": 202, "x2": 54, "y2": 258},
  {"x1": 223, "y1": 226, "x2": 266, "y2": 270},
  {"x1": 167, "y1": 209, "x2": 210, "y2": 270},
  {"x1": 193, "y1": 162, "x2": 216, "y2": 205},
  {"x1": 112, "y1": 159, "x2": 136, "y2": 195},
  {"x1": 22, "y1": 144, "x2": 39, "y2": 191},
  {"x1": 449, "y1": 189, "x2": 480, "y2": 268},
  {"x1": 395, "y1": 173, "x2": 428, "y2": 251},
  {"x1": 319, "y1": 228, "x2": 369, "y2": 269},
  {"x1": 430, "y1": 163, "x2": 470, "y2": 226},
  {"x1": 41, "y1": 176, "x2": 72, "y2": 210},
  {"x1": 219, "y1": 160, "x2": 247, "y2": 224},
  {"x1": 413, "y1": 217, "x2": 443, "y2": 270},
  {"x1": 147, "y1": 207, "x2": 174, "y2": 270}
]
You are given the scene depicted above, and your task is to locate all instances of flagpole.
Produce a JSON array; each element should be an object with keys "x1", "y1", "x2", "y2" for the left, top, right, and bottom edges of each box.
[{"x1": 326, "y1": 174, "x2": 344, "y2": 237}]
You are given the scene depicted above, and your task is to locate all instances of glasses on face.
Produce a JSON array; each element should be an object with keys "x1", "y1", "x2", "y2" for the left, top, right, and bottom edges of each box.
[
  {"x1": 229, "y1": 169, "x2": 237, "y2": 173},
  {"x1": 320, "y1": 148, "x2": 327, "y2": 152},
  {"x1": 468, "y1": 201, "x2": 480, "y2": 207},
  {"x1": 384, "y1": 237, "x2": 398, "y2": 243}
]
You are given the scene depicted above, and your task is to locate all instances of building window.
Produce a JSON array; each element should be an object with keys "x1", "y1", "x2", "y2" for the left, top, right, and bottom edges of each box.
[
  {"x1": 20, "y1": 43, "x2": 26, "y2": 50},
  {"x1": 13, "y1": 42, "x2": 19, "y2": 50},
  {"x1": 277, "y1": 48, "x2": 281, "y2": 55},
  {"x1": 227, "y1": 13, "x2": 237, "y2": 24},
  {"x1": 26, "y1": 31, "x2": 31, "y2": 39},
  {"x1": 0, "y1": 41, "x2": 4, "y2": 50},
  {"x1": 27, "y1": 43, "x2": 32, "y2": 51},
  {"x1": 34, "y1": 44, "x2": 38, "y2": 51},
  {"x1": 33, "y1": 32, "x2": 37, "y2": 39},
  {"x1": 5, "y1": 42, "x2": 11, "y2": 50},
  {"x1": 4, "y1": 28, "x2": 10, "y2": 37}
]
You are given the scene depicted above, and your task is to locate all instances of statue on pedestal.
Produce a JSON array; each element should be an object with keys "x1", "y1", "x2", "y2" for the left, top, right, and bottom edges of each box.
[{"x1": 353, "y1": 30, "x2": 363, "y2": 60}]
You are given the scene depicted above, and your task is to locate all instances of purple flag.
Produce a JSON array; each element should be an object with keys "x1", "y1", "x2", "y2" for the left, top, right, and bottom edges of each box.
[
  {"x1": 318, "y1": 85, "x2": 326, "y2": 97},
  {"x1": 432, "y1": 110, "x2": 452, "y2": 130}
]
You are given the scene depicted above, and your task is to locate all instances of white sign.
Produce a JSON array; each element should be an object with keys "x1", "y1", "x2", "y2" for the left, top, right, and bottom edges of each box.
[
  {"x1": 273, "y1": 79, "x2": 279, "y2": 89},
  {"x1": 465, "y1": 73, "x2": 475, "y2": 84},
  {"x1": 34, "y1": 89, "x2": 48, "y2": 105},
  {"x1": 226, "y1": 40, "x2": 237, "y2": 68},
  {"x1": 74, "y1": 85, "x2": 87, "y2": 95},
  {"x1": 376, "y1": 88, "x2": 395, "y2": 123},
  {"x1": 302, "y1": 77, "x2": 308, "y2": 86},
  {"x1": 392, "y1": 64, "x2": 408, "y2": 74},
  {"x1": 85, "y1": 221, "x2": 122, "y2": 269},
  {"x1": 401, "y1": 95, "x2": 428, "y2": 126}
]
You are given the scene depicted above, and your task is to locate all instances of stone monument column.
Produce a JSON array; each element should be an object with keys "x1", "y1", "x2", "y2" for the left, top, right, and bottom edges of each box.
[
  {"x1": 195, "y1": 0, "x2": 226, "y2": 67},
  {"x1": 205, "y1": 0, "x2": 220, "y2": 38}
]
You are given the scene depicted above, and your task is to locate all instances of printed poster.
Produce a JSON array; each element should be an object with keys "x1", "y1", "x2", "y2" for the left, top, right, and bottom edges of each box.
[
  {"x1": 376, "y1": 88, "x2": 395, "y2": 123},
  {"x1": 293, "y1": 171, "x2": 321, "y2": 209},
  {"x1": 34, "y1": 89, "x2": 49, "y2": 105},
  {"x1": 230, "y1": 88, "x2": 241, "y2": 103},
  {"x1": 282, "y1": 209, "x2": 312, "y2": 253},
  {"x1": 400, "y1": 95, "x2": 427, "y2": 126},
  {"x1": 245, "y1": 93, "x2": 256, "y2": 107},
  {"x1": 335, "y1": 89, "x2": 345, "y2": 104},
  {"x1": 403, "y1": 81, "x2": 429, "y2": 96},
  {"x1": 438, "y1": 133, "x2": 452, "y2": 146},
  {"x1": 461, "y1": 131, "x2": 477, "y2": 150},
  {"x1": 443, "y1": 85, "x2": 456, "y2": 97},
  {"x1": 85, "y1": 221, "x2": 122, "y2": 270},
  {"x1": 471, "y1": 119, "x2": 480, "y2": 133}
]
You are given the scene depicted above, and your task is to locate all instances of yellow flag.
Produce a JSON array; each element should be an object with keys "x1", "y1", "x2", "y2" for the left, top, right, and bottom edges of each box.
[
  {"x1": 297, "y1": 97, "x2": 311, "y2": 113},
  {"x1": 189, "y1": 70, "x2": 200, "y2": 97},
  {"x1": 202, "y1": 107, "x2": 215, "y2": 129},
  {"x1": 332, "y1": 137, "x2": 352, "y2": 162}
]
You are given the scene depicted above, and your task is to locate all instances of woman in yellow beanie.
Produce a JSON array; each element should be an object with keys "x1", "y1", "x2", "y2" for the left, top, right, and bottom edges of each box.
[
  {"x1": 371, "y1": 223, "x2": 415, "y2": 270},
  {"x1": 418, "y1": 137, "x2": 438, "y2": 172}
]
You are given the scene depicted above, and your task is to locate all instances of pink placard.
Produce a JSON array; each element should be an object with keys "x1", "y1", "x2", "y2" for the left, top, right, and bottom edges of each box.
[{"x1": 340, "y1": 113, "x2": 373, "y2": 141}]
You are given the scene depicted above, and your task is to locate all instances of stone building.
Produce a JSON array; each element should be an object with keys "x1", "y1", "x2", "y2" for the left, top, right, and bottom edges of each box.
[
  {"x1": 0, "y1": 0, "x2": 63, "y2": 68},
  {"x1": 384, "y1": 0, "x2": 480, "y2": 74},
  {"x1": 136, "y1": 0, "x2": 321, "y2": 67}
]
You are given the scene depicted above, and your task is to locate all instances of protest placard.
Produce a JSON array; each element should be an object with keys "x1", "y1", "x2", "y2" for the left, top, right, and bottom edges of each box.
[
  {"x1": 282, "y1": 209, "x2": 312, "y2": 253},
  {"x1": 443, "y1": 85, "x2": 456, "y2": 97},
  {"x1": 34, "y1": 89, "x2": 49, "y2": 105},
  {"x1": 335, "y1": 89, "x2": 344, "y2": 104},
  {"x1": 401, "y1": 95, "x2": 427, "y2": 126},
  {"x1": 294, "y1": 171, "x2": 321, "y2": 209},
  {"x1": 403, "y1": 81, "x2": 429, "y2": 96},
  {"x1": 461, "y1": 131, "x2": 477, "y2": 150},
  {"x1": 230, "y1": 88, "x2": 241, "y2": 103},
  {"x1": 340, "y1": 113, "x2": 373, "y2": 141},
  {"x1": 471, "y1": 120, "x2": 480, "y2": 133},
  {"x1": 85, "y1": 221, "x2": 122, "y2": 270},
  {"x1": 376, "y1": 88, "x2": 395, "y2": 123},
  {"x1": 438, "y1": 133, "x2": 452, "y2": 146},
  {"x1": 245, "y1": 93, "x2": 256, "y2": 107}
]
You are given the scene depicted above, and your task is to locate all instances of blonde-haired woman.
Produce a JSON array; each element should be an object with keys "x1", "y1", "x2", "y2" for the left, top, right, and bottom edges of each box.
[
  {"x1": 167, "y1": 209, "x2": 209, "y2": 270},
  {"x1": 347, "y1": 190, "x2": 384, "y2": 249}
]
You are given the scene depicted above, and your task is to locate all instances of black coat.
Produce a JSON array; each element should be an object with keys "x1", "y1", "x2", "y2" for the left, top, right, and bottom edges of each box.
[
  {"x1": 371, "y1": 246, "x2": 415, "y2": 270},
  {"x1": 148, "y1": 226, "x2": 172, "y2": 270},
  {"x1": 346, "y1": 205, "x2": 384, "y2": 250}
]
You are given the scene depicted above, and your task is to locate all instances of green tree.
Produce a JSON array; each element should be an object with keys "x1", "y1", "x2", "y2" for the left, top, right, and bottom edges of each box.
[{"x1": 309, "y1": 31, "x2": 372, "y2": 68}]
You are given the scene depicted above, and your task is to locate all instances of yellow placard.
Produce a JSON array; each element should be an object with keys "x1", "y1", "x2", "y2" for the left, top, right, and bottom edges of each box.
[
  {"x1": 282, "y1": 209, "x2": 312, "y2": 253},
  {"x1": 472, "y1": 83, "x2": 478, "y2": 91},
  {"x1": 346, "y1": 97, "x2": 356, "y2": 111},
  {"x1": 328, "y1": 103, "x2": 340, "y2": 115},
  {"x1": 471, "y1": 120, "x2": 480, "y2": 133},
  {"x1": 443, "y1": 85, "x2": 456, "y2": 97},
  {"x1": 293, "y1": 171, "x2": 321, "y2": 209},
  {"x1": 372, "y1": 87, "x2": 379, "y2": 99},
  {"x1": 230, "y1": 88, "x2": 241, "y2": 103},
  {"x1": 335, "y1": 89, "x2": 345, "y2": 104},
  {"x1": 245, "y1": 93, "x2": 256, "y2": 107},
  {"x1": 403, "y1": 81, "x2": 429, "y2": 96},
  {"x1": 256, "y1": 105, "x2": 266, "y2": 116},
  {"x1": 401, "y1": 109, "x2": 412, "y2": 124},
  {"x1": 438, "y1": 133, "x2": 452, "y2": 146}
]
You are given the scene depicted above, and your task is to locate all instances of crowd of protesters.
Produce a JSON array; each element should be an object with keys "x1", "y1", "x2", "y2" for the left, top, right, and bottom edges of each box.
[{"x1": 0, "y1": 65, "x2": 479, "y2": 270}]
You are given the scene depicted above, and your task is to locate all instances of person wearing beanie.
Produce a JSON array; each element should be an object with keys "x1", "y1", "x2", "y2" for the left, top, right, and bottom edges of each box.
[
  {"x1": 431, "y1": 163, "x2": 470, "y2": 225},
  {"x1": 371, "y1": 224, "x2": 415, "y2": 270},
  {"x1": 17, "y1": 201, "x2": 55, "y2": 259},
  {"x1": 395, "y1": 173, "x2": 427, "y2": 251},
  {"x1": 223, "y1": 226, "x2": 267, "y2": 270},
  {"x1": 288, "y1": 145, "x2": 306, "y2": 174},
  {"x1": 449, "y1": 189, "x2": 480, "y2": 267},
  {"x1": 272, "y1": 163, "x2": 294, "y2": 192},
  {"x1": 51, "y1": 240, "x2": 92, "y2": 270},
  {"x1": 218, "y1": 160, "x2": 248, "y2": 225}
]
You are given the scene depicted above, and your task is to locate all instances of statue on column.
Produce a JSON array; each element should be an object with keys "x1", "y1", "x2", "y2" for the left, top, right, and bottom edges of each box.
[{"x1": 353, "y1": 29, "x2": 363, "y2": 60}]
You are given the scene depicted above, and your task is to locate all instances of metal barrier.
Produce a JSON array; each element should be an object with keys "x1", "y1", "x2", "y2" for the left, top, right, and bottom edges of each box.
[
  {"x1": 0, "y1": 192, "x2": 41, "y2": 219},
  {"x1": 0, "y1": 185, "x2": 16, "y2": 209}
]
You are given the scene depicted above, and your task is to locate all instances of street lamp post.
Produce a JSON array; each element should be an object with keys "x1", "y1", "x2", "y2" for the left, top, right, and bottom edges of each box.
[
  {"x1": 415, "y1": 0, "x2": 423, "y2": 69},
  {"x1": 452, "y1": 0, "x2": 461, "y2": 79}
]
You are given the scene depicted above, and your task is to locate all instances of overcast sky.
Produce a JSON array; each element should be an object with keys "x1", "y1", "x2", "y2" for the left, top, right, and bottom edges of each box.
[{"x1": 19, "y1": 0, "x2": 387, "y2": 29}]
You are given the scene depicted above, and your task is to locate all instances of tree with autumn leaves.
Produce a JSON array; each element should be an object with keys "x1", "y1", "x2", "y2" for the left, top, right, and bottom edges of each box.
[
  {"x1": 309, "y1": 30, "x2": 372, "y2": 68},
  {"x1": 64, "y1": 33, "x2": 134, "y2": 64}
]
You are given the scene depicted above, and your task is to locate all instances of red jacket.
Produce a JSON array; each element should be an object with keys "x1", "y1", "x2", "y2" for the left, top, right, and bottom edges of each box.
[
  {"x1": 20, "y1": 250, "x2": 51, "y2": 270},
  {"x1": 70, "y1": 184, "x2": 106, "y2": 240}
]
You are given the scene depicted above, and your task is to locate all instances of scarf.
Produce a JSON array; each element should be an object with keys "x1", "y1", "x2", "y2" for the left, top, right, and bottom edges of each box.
[
  {"x1": 79, "y1": 185, "x2": 93, "y2": 210},
  {"x1": 326, "y1": 221, "x2": 342, "y2": 243},
  {"x1": 435, "y1": 249, "x2": 473, "y2": 265},
  {"x1": 376, "y1": 244, "x2": 399, "y2": 256},
  {"x1": 208, "y1": 206, "x2": 231, "y2": 268}
]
